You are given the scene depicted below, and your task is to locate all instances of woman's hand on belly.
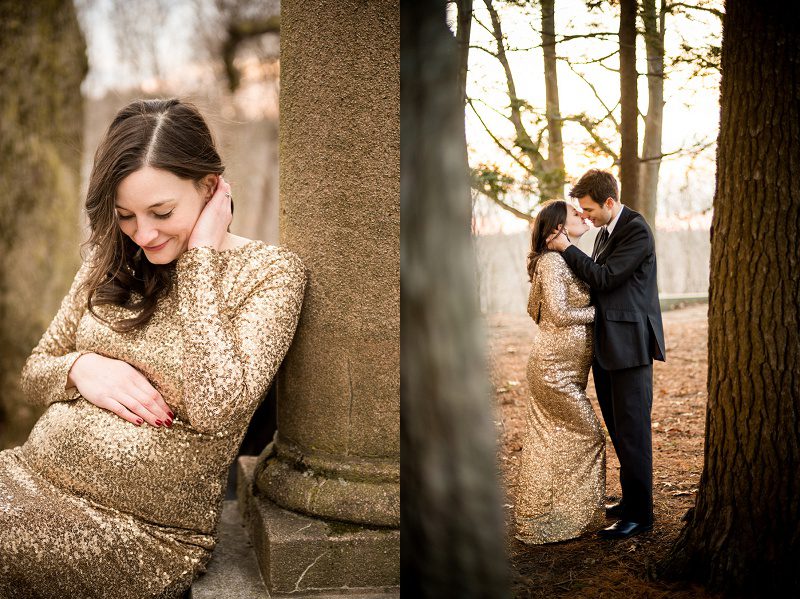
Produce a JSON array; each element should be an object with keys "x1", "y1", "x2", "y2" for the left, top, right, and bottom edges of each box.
[{"x1": 67, "y1": 352, "x2": 175, "y2": 428}]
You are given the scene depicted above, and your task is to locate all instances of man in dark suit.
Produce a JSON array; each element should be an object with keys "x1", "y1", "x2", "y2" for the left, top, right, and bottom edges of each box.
[{"x1": 548, "y1": 169, "x2": 665, "y2": 539}]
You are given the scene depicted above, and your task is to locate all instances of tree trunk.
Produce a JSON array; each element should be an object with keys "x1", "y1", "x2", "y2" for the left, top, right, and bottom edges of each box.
[
  {"x1": 0, "y1": 0, "x2": 87, "y2": 448},
  {"x1": 484, "y1": 0, "x2": 540, "y2": 163},
  {"x1": 639, "y1": 0, "x2": 664, "y2": 227},
  {"x1": 661, "y1": 2, "x2": 800, "y2": 594},
  {"x1": 618, "y1": 0, "x2": 640, "y2": 206},
  {"x1": 401, "y1": 0, "x2": 510, "y2": 596},
  {"x1": 456, "y1": 0, "x2": 472, "y2": 106},
  {"x1": 456, "y1": 0, "x2": 473, "y2": 199},
  {"x1": 541, "y1": 0, "x2": 565, "y2": 200},
  {"x1": 483, "y1": 0, "x2": 553, "y2": 203}
]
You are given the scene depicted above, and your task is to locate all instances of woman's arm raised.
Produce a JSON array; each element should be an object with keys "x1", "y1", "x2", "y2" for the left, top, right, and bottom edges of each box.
[{"x1": 175, "y1": 245, "x2": 306, "y2": 435}]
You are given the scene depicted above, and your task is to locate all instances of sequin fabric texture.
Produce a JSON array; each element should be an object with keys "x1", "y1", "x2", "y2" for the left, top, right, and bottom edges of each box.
[
  {"x1": 514, "y1": 251, "x2": 606, "y2": 544},
  {"x1": 0, "y1": 241, "x2": 306, "y2": 598}
]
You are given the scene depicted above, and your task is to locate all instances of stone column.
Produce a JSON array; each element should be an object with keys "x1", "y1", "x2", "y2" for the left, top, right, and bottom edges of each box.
[{"x1": 238, "y1": 0, "x2": 399, "y2": 595}]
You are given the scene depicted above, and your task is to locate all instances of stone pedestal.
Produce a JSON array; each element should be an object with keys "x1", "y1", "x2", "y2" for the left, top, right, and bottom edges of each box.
[
  {"x1": 242, "y1": 0, "x2": 400, "y2": 594},
  {"x1": 239, "y1": 458, "x2": 399, "y2": 597}
]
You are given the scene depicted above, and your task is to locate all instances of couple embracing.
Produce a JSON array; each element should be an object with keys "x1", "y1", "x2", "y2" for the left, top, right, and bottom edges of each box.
[{"x1": 514, "y1": 169, "x2": 666, "y2": 544}]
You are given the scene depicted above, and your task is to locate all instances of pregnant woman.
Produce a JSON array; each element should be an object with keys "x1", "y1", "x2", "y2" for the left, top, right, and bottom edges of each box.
[
  {"x1": 0, "y1": 99, "x2": 306, "y2": 598},
  {"x1": 514, "y1": 200, "x2": 606, "y2": 544}
]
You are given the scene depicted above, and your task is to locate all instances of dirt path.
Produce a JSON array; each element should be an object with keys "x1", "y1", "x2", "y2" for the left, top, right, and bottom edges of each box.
[{"x1": 489, "y1": 304, "x2": 720, "y2": 598}]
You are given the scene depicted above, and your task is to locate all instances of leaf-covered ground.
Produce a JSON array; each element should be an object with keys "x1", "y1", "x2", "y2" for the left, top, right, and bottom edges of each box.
[{"x1": 489, "y1": 303, "x2": 720, "y2": 598}]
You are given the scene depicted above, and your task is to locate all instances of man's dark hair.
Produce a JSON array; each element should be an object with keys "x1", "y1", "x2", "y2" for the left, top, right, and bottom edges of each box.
[{"x1": 568, "y1": 169, "x2": 618, "y2": 206}]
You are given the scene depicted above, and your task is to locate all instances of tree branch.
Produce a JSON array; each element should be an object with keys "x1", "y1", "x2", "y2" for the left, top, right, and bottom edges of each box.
[
  {"x1": 596, "y1": 61, "x2": 622, "y2": 74},
  {"x1": 469, "y1": 44, "x2": 499, "y2": 59},
  {"x1": 562, "y1": 114, "x2": 620, "y2": 162},
  {"x1": 483, "y1": 0, "x2": 545, "y2": 166},
  {"x1": 222, "y1": 15, "x2": 280, "y2": 91},
  {"x1": 473, "y1": 14, "x2": 496, "y2": 38},
  {"x1": 528, "y1": 23, "x2": 618, "y2": 42},
  {"x1": 467, "y1": 99, "x2": 535, "y2": 176},
  {"x1": 469, "y1": 96, "x2": 512, "y2": 121},
  {"x1": 564, "y1": 60, "x2": 620, "y2": 129},
  {"x1": 558, "y1": 31, "x2": 619, "y2": 42},
  {"x1": 470, "y1": 178, "x2": 534, "y2": 222},
  {"x1": 665, "y1": 1, "x2": 724, "y2": 20},
  {"x1": 640, "y1": 139, "x2": 715, "y2": 162},
  {"x1": 560, "y1": 49, "x2": 618, "y2": 66}
]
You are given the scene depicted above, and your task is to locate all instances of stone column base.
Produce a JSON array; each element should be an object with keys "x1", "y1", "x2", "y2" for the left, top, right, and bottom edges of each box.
[
  {"x1": 255, "y1": 437, "x2": 400, "y2": 527},
  {"x1": 236, "y1": 457, "x2": 400, "y2": 598}
]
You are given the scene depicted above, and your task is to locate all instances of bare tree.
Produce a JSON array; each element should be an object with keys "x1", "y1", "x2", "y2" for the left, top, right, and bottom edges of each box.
[
  {"x1": 666, "y1": 0, "x2": 723, "y2": 76},
  {"x1": 660, "y1": 1, "x2": 800, "y2": 594},
  {"x1": 220, "y1": 13, "x2": 279, "y2": 92},
  {"x1": 639, "y1": 0, "x2": 666, "y2": 227},
  {"x1": 468, "y1": 0, "x2": 721, "y2": 227},
  {"x1": 456, "y1": 0, "x2": 473, "y2": 105},
  {"x1": 468, "y1": 1, "x2": 622, "y2": 220},
  {"x1": 469, "y1": 0, "x2": 565, "y2": 216},
  {"x1": 79, "y1": 0, "x2": 280, "y2": 94},
  {"x1": 618, "y1": 0, "x2": 639, "y2": 205},
  {"x1": 541, "y1": 0, "x2": 565, "y2": 197},
  {"x1": 456, "y1": 0, "x2": 474, "y2": 195},
  {"x1": 107, "y1": 0, "x2": 171, "y2": 81}
]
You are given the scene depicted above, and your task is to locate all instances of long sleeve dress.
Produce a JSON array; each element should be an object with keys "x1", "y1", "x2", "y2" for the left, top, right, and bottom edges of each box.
[
  {"x1": 514, "y1": 251, "x2": 605, "y2": 544},
  {"x1": 0, "y1": 241, "x2": 306, "y2": 599}
]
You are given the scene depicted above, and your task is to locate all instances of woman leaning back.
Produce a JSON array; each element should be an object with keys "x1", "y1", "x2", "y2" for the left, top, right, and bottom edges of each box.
[{"x1": 0, "y1": 98, "x2": 306, "y2": 599}]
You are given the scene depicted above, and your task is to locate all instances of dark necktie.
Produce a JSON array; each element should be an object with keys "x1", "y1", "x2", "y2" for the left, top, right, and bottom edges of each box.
[{"x1": 593, "y1": 227, "x2": 609, "y2": 261}]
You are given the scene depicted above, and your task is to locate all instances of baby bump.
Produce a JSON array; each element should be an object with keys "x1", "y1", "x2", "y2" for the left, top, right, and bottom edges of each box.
[
  {"x1": 528, "y1": 325, "x2": 592, "y2": 383},
  {"x1": 526, "y1": 327, "x2": 593, "y2": 425},
  {"x1": 21, "y1": 400, "x2": 228, "y2": 532}
]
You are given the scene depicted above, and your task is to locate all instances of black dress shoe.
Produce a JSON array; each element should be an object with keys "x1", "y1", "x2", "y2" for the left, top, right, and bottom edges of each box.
[
  {"x1": 597, "y1": 520, "x2": 653, "y2": 539},
  {"x1": 605, "y1": 502, "x2": 624, "y2": 519}
]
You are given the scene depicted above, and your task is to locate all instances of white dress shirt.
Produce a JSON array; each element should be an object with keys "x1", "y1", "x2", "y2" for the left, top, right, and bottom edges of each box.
[{"x1": 605, "y1": 203, "x2": 625, "y2": 237}]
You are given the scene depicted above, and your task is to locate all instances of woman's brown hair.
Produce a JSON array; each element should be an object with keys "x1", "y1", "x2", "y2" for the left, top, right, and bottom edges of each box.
[
  {"x1": 526, "y1": 200, "x2": 568, "y2": 282},
  {"x1": 81, "y1": 98, "x2": 225, "y2": 332}
]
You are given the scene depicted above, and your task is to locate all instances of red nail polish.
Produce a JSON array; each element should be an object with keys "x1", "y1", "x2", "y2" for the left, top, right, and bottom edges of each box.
[
  {"x1": 166, "y1": 419, "x2": 173, "y2": 427},
  {"x1": 156, "y1": 419, "x2": 163, "y2": 426},
  {"x1": 136, "y1": 418, "x2": 143, "y2": 426},
  {"x1": 168, "y1": 411, "x2": 175, "y2": 419}
]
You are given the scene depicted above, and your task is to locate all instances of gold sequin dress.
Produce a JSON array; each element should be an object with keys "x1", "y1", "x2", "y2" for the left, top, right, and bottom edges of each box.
[
  {"x1": 514, "y1": 251, "x2": 605, "y2": 544},
  {"x1": 0, "y1": 242, "x2": 306, "y2": 598}
]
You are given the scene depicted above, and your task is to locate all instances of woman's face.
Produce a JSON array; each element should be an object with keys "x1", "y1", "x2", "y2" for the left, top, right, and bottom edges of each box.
[
  {"x1": 564, "y1": 204, "x2": 590, "y2": 238},
  {"x1": 115, "y1": 166, "x2": 215, "y2": 264}
]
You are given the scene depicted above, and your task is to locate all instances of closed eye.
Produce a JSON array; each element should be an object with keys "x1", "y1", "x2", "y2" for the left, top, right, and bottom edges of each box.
[{"x1": 117, "y1": 210, "x2": 173, "y2": 220}]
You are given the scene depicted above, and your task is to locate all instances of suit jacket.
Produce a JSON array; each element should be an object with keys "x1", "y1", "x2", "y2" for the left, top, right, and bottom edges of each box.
[{"x1": 561, "y1": 206, "x2": 665, "y2": 370}]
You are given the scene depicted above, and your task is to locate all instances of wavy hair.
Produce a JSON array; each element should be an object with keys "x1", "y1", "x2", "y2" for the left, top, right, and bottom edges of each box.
[
  {"x1": 526, "y1": 200, "x2": 568, "y2": 282},
  {"x1": 80, "y1": 99, "x2": 225, "y2": 332}
]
